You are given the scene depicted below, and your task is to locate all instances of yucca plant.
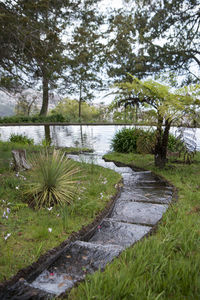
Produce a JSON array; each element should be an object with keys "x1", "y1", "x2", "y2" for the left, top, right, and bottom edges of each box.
[{"x1": 22, "y1": 149, "x2": 80, "y2": 208}]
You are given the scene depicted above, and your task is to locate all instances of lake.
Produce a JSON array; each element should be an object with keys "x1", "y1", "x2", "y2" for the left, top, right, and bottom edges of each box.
[{"x1": 0, "y1": 125, "x2": 199, "y2": 155}]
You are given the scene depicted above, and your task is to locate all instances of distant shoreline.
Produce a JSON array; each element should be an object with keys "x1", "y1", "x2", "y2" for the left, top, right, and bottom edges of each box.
[{"x1": 0, "y1": 122, "x2": 199, "y2": 128}]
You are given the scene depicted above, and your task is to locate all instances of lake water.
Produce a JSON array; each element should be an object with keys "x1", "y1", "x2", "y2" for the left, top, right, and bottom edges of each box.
[{"x1": 0, "y1": 125, "x2": 199, "y2": 155}]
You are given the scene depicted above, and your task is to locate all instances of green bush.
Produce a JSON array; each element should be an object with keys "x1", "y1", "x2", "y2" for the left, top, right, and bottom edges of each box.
[
  {"x1": 9, "y1": 134, "x2": 34, "y2": 145},
  {"x1": 22, "y1": 149, "x2": 80, "y2": 208},
  {"x1": 0, "y1": 113, "x2": 67, "y2": 124},
  {"x1": 167, "y1": 133, "x2": 183, "y2": 152},
  {"x1": 136, "y1": 130, "x2": 156, "y2": 154},
  {"x1": 111, "y1": 128, "x2": 182, "y2": 154},
  {"x1": 111, "y1": 128, "x2": 142, "y2": 153}
]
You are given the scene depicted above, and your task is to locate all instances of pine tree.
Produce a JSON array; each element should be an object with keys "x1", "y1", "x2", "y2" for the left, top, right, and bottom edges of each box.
[
  {"x1": 64, "y1": 1, "x2": 104, "y2": 120},
  {"x1": 132, "y1": 0, "x2": 200, "y2": 83}
]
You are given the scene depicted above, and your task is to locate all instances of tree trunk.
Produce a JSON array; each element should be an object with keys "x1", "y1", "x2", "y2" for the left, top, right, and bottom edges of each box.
[
  {"x1": 154, "y1": 116, "x2": 171, "y2": 168},
  {"x1": 44, "y1": 125, "x2": 51, "y2": 146},
  {"x1": 79, "y1": 79, "x2": 82, "y2": 120},
  {"x1": 11, "y1": 149, "x2": 31, "y2": 171},
  {"x1": 40, "y1": 74, "x2": 49, "y2": 116}
]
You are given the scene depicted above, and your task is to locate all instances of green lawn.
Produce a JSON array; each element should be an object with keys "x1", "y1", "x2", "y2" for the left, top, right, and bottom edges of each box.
[
  {"x1": 68, "y1": 152, "x2": 200, "y2": 300},
  {"x1": 0, "y1": 142, "x2": 121, "y2": 282}
]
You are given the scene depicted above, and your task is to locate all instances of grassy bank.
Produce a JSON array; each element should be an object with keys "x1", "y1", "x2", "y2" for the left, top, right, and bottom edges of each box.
[
  {"x1": 68, "y1": 152, "x2": 200, "y2": 300},
  {"x1": 0, "y1": 143, "x2": 121, "y2": 282}
]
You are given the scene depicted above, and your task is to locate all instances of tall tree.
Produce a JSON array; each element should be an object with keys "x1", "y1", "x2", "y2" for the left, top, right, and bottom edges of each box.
[
  {"x1": 64, "y1": 1, "x2": 104, "y2": 119},
  {"x1": 0, "y1": 0, "x2": 86, "y2": 116},
  {"x1": 106, "y1": 11, "x2": 139, "y2": 83},
  {"x1": 132, "y1": 0, "x2": 200, "y2": 83}
]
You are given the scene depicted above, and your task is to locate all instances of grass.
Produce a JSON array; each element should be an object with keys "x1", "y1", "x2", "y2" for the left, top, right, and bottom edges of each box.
[
  {"x1": 68, "y1": 152, "x2": 200, "y2": 300},
  {"x1": 0, "y1": 143, "x2": 121, "y2": 282}
]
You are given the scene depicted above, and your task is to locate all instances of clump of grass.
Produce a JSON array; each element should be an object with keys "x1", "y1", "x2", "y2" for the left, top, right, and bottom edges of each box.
[
  {"x1": 9, "y1": 133, "x2": 34, "y2": 145},
  {"x1": 22, "y1": 149, "x2": 80, "y2": 208}
]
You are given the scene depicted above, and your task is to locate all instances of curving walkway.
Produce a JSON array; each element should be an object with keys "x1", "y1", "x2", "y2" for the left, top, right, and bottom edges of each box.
[{"x1": 0, "y1": 154, "x2": 173, "y2": 299}]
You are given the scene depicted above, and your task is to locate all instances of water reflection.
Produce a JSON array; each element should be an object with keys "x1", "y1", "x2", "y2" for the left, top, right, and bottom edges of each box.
[
  {"x1": 0, "y1": 125, "x2": 200, "y2": 155},
  {"x1": 44, "y1": 125, "x2": 51, "y2": 146}
]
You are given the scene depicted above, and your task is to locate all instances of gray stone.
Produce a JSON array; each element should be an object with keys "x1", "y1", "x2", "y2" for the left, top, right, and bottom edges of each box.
[
  {"x1": 111, "y1": 201, "x2": 168, "y2": 226},
  {"x1": 30, "y1": 241, "x2": 123, "y2": 296},
  {"x1": 89, "y1": 219, "x2": 152, "y2": 248}
]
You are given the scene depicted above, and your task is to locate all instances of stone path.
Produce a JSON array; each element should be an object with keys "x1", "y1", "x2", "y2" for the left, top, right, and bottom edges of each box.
[{"x1": 0, "y1": 155, "x2": 173, "y2": 299}]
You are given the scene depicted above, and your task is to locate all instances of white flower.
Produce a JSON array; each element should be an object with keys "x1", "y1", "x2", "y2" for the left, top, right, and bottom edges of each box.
[
  {"x1": 4, "y1": 233, "x2": 11, "y2": 240},
  {"x1": 48, "y1": 228, "x2": 52, "y2": 233},
  {"x1": 102, "y1": 178, "x2": 107, "y2": 184},
  {"x1": 15, "y1": 173, "x2": 19, "y2": 177},
  {"x1": 16, "y1": 186, "x2": 19, "y2": 190},
  {"x1": 47, "y1": 207, "x2": 53, "y2": 211},
  {"x1": 57, "y1": 214, "x2": 60, "y2": 217}
]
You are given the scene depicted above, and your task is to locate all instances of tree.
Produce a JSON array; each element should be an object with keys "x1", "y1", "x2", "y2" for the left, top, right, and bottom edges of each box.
[
  {"x1": 114, "y1": 76, "x2": 200, "y2": 168},
  {"x1": 64, "y1": 3, "x2": 104, "y2": 120},
  {"x1": 131, "y1": 0, "x2": 200, "y2": 83},
  {"x1": 0, "y1": 0, "x2": 91, "y2": 116},
  {"x1": 106, "y1": 11, "x2": 139, "y2": 83},
  {"x1": 15, "y1": 89, "x2": 41, "y2": 116},
  {"x1": 51, "y1": 98, "x2": 101, "y2": 122}
]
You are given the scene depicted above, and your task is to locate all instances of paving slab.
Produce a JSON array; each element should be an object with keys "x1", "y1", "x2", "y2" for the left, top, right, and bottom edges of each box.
[
  {"x1": 30, "y1": 241, "x2": 123, "y2": 296},
  {"x1": 111, "y1": 201, "x2": 168, "y2": 226},
  {"x1": 89, "y1": 219, "x2": 151, "y2": 248},
  {"x1": 118, "y1": 188, "x2": 173, "y2": 204}
]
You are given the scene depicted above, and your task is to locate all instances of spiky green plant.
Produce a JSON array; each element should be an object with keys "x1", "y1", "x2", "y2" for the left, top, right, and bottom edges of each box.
[{"x1": 22, "y1": 149, "x2": 80, "y2": 208}]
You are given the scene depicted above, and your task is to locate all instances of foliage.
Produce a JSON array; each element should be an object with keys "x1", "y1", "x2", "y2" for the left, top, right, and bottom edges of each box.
[
  {"x1": 136, "y1": 129, "x2": 156, "y2": 154},
  {"x1": 106, "y1": 12, "x2": 141, "y2": 83},
  {"x1": 22, "y1": 149, "x2": 80, "y2": 208},
  {"x1": 15, "y1": 91, "x2": 40, "y2": 116},
  {"x1": 106, "y1": 1, "x2": 200, "y2": 84},
  {"x1": 51, "y1": 99, "x2": 101, "y2": 122},
  {"x1": 9, "y1": 134, "x2": 34, "y2": 145},
  {"x1": 133, "y1": 0, "x2": 200, "y2": 84},
  {"x1": 0, "y1": 1, "x2": 103, "y2": 116},
  {"x1": 0, "y1": 113, "x2": 65, "y2": 124},
  {"x1": 69, "y1": 152, "x2": 200, "y2": 300},
  {"x1": 111, "y1": 128, "x2": 142, "y2": 153},
  {"x1": 114, "y1": 76, "x2": 200, "y2": 167},
  {"x1": 64, "y1": 8, "x2": 104, "y2": 119},
  {"x1": 111, "y1": 127, "x2": 182, "y2": 154}
]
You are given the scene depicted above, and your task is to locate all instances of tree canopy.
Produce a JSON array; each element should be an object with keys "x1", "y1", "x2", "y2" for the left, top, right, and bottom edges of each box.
[
  {"x1": 114, "y1": 76, "x2": 200, "y2": 167},
  {"x1": 124, "y1": 0, "x2": 200, "y2": 83},
  {"x1": 0, "y1": 0, "x2": 103, "y2": 116}
]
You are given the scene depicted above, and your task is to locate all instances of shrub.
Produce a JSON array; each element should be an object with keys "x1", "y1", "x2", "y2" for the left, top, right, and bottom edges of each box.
[
  {"x1": 111, "y1": 127, "x2": 182, "y2": 154},
  {"x1": 9, "y1": 134, "x2": 34, "y2": 145},
  {"x1": 22, "y1": 149, "x2": 80, "y2": 208},
  {"x1": 136, "y1": 130, "x2": 156, "y2": 154},
  {"x1": 111, "y1": 128, "x2": 143, "y2": 153},
  {"x1": 167, "y1": 133, "x2": 183, "y2": 152}
]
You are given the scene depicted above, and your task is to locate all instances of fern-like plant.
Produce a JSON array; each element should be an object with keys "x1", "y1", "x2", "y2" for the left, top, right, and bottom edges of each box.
[{"x1": 22, "y1": 149, "x2": 80, "y2": 208}]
